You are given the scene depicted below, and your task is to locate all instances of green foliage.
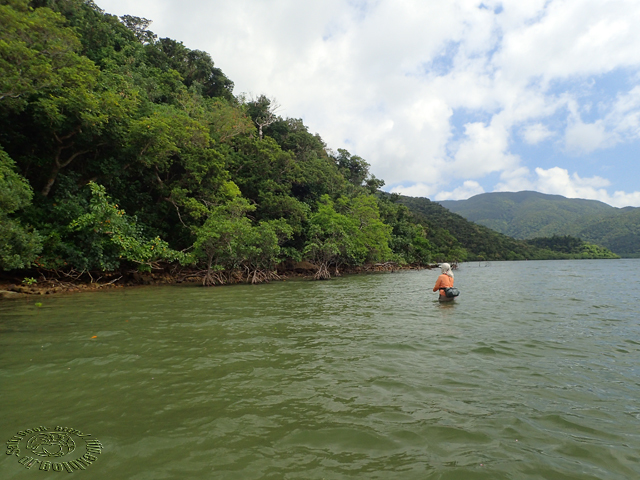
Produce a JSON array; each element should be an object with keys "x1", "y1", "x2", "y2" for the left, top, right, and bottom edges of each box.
[
  {"x1": 398, "y1": 194, "x2": 541, "y2": 261},
  {"x1": 393, "y1": 195, "x2": 477, "y2": 261},
  {"x1": 4, "y1": 0, "x2": 619, "y2": 281},
  {"x1": 225, "y1": 135, "x2": 313, "y2": 234},
  {"x1": 192, "y1": 197, "x2": 255, "y2": 274},
  {"x1": 0, "y1": 147, "x2": 31, "y2": 212},
  {"x1": 144, "y1": 37, "x2": 234, "y2": 100},
  {"x1": 244, "y1": 218, "x2": 293, "y2": 273},
  {"x1": 0, "y1": 0, "x2": 87, "y2": 113},
  {"x1": 304, "y1": 195, "x2": 392, "y2": 277},
  {"x1": 263, "y1": 117, "x2": 347, "y2": 204},
  {"x1": 526, "y1": 235, "x2": 619, "y2": 259},
  {"x1": 119, "y1": 15, "x2": 157, "y2": 45},
  {"x1": 400, "y1": 194, "x2": 620, "y2": 261},
  {"x1": 574, "y1": 208, "x2": 640, "y2": 257},
  {"x1": 0, "y1": 217, "x2": 43, "y2": 270},
  {"x1": 67, "y1": 182, "x2": 185, "y2": 271},
  {"x1": 439, "y1": 191, "x2": 638, "y2": 256},
  {"x1": 129, "y1": 103, "x2": 209, "y2": 170},
  {"x1": 333, "y1": 149, "x2": 370, "y2": 187},
  {"x1": 439, "y1": 191, "x2": 615, "y2": 238},
  {"x1": 205, "y1": 97, "x2": 255, "y2": 143},
  {"x1": 192, "y1": 198, "x2": 293, "y2": 285},
  {"x1": 29, "y1": 0, "x2": 141, "y2": 68},
  {"x1": 303, "y1": 196, "x2": 353, "y2": 275},
  {"x1": 376, "y1": 194, "x2": 432, "y2": 264},
  {"x1": 0, "y1": 148, "x2": 42, "y2": 270},
  {"x1": 335, "y1": 195, "x2": 393, "y2": 263}
]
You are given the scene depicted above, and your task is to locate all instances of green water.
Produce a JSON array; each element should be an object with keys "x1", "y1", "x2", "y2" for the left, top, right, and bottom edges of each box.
[{"x1": 1, "y1": 260, "x2": 640, "y2": 479}]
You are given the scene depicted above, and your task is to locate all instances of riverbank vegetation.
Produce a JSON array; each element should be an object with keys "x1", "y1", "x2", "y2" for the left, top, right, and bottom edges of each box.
[
  {"x1": 438, "y1": 191, "x2": 640, "y2": 257},
  {"x1": 398, "y1": 196, "x2": 619, "y2": 261},
  {"x1": 0, "y1": 0, "x2": 619, "y2": 289}
]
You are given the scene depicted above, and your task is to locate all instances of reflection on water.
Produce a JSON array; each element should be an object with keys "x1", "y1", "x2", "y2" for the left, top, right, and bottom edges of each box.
[{"x1": 1, "y1": 260, "x2": 640, "y2": 479}]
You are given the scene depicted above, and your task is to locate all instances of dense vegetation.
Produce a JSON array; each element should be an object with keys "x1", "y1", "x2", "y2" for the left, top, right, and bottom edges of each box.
[
  {"x1": 397, "y1": 195, "x2": 618, "y2": 261},
  {"x1": 574, "y1": 208, "x2": 640, "y2": 258},
  {"x1": 439, "y1": 191, "x2": 640, "y2": 257},
  {"x1": 525, "y1": 235, "x2": 618, "y2": 260},
  {"x1": 0, "y1": 0, "x2": 619, "y2": 285}
]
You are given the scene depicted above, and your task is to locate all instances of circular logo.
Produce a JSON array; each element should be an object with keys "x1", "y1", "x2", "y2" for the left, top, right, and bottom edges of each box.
[
  {"x1": 5, "y1": 426, "x2": 103, "y2": 473},
  {"x1": 26, "y1": 432, "x2": 76, "y2": 457}
]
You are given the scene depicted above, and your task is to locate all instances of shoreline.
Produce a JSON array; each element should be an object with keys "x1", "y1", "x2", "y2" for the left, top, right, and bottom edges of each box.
[{"x1": 0, "y1": 262, "x2": 439, "y2": 299}]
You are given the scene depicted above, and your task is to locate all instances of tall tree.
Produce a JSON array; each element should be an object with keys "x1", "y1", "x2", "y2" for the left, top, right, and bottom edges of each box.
[
  {"x1": 245, "y1": 95, "x2": 279, "y2": 140},
  {"x1": 0, "y1": 0, "x2": 88, "y2": 112},
  {"x1": 0, "y1": 148, "x2": 42, "y2": 269}
]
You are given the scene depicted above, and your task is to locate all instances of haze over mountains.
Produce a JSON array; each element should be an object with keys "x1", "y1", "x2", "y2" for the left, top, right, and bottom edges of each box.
[{"x1": 438, "y1": 192, "x2": 640, "y2": 257}]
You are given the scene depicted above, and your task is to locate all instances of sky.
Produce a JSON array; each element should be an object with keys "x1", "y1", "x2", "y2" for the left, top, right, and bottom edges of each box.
[{"x1": 96, "y1": 0, "x2": 640, "y2": 208}]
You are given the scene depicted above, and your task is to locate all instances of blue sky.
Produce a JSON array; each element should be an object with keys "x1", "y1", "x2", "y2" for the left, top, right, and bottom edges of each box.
[{"x1": 97, "y1": 0, "x2": 640, "y2": 207}]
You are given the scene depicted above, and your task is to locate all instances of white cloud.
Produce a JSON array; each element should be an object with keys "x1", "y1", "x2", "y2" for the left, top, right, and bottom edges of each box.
[
  {"x1": 522, "y1": 123, "x2": 554, "y2": 145},
  {"x1": 452, "y1": 120, "x2": 520, "y2": 177},
  {"x1": 535, "y1": 167, "x2": 610, "y2": 192},
  {"x1": 494, "y1": 166, "x2": 640, "y2": 207},
  {"x1": 95, "y1": 0, "x2": 640, "y2": 205},
  {"x1": 390, "y1": 183, "x2": 437, "y2": 198},
  {"x1": 529, "y1": 167, "x2": 640, "y2": 208},
  {"x1": 407, "y1": 164, "x2": 640, "y2": 207},
  {"x1": 495, "y1": 0, "x2": 640, "y2": 84},
  {"x1": 562, "y1": 87, "x2": 640, "y2": 153},
  {"x1": 610, "y1": 190, "x2": 640, "y2": 208},
  {"x1": 494, "y1": 166, "x2": 535, "y2": 192},
  {"x1": 608, "y1": 85, "x2": 640, "y2": 140},
  {"x1": 435, "y1": 181, "x2": 485, "y2": 201},
  {"x1": 564, "y1": 116, "x2": 610, "y2": 154}
]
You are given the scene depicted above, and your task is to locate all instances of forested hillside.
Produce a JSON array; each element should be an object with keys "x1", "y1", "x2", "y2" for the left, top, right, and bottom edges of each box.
[
  {"x1": 0, "y1": 0, "x2": 619, "y2": 286},
  {"x1": 575, "y1": 208, "x2": 640, "y2": 257},
  {"x1": 397, "y1": 195, "x2": 617, "y2": 261},
  {"x1": 439, "y1": 191, "x2": 640, "y2": 256}
]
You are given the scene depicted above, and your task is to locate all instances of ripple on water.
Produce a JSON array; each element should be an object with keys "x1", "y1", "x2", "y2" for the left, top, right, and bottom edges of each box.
[{"x1": 1, "y1": 261, "x2": 640, "y2": 479}]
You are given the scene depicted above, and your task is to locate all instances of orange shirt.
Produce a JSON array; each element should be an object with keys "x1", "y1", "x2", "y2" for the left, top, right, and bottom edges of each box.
[{"x1": 433, "y1": 274, "x2": 454, "y2": 296}]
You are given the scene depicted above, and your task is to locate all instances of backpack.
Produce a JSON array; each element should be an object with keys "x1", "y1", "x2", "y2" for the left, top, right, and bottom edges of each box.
[{"x1": 443, "y1": 287, "x2": 460, "y2": 298}]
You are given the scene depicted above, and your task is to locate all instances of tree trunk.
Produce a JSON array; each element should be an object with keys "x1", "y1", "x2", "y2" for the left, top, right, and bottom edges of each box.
[{"x1": 41, "y1": 148, "x2": 92, "y2": 196}]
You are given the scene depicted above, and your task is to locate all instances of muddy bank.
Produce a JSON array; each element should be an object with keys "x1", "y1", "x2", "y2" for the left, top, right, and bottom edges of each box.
[{"x1": 0, "y1": 262, "x2": 442, "y2": 298}]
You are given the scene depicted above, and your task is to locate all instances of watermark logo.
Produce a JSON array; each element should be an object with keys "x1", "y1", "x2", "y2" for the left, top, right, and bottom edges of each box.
[
  {"x1": 27, "y1": 432, "x2": 76, "y2": 457},
  {"x1": 5, "y1": 426, "x2": 102, "y2": 473}
]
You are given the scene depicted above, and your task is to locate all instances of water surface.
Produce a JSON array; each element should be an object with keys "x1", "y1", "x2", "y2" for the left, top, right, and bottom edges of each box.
[{"x1": 1, "y1": 260, "x2": 639, "y2": 479}]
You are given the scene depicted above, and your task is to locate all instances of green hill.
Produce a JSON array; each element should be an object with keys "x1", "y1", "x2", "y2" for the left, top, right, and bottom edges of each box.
[
  {"x1": 395, "y1": 195, "x2": 618, "y2": 261},
  {"x1": 438, "y1": 191, "x2": 639, "y2": 256},
  {"x1": 575, "y1": 208, "x2": 640, "y2": 257},
  {"x1": 0, "y1": 1, "x2": 621, "y2": 279}
]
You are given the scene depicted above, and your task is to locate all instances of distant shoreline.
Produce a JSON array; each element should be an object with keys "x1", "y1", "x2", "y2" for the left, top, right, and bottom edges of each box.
[
  {"x1": 0, "y1": 262, "x2": 443, "y2": 299},
  {"x1": 4, "y1": 257, "x2": 631, "y2": 300}
]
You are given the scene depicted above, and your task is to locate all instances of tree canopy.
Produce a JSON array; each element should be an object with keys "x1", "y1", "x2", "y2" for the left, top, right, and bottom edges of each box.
[{"x1": 0, "y1": 0, "x2": 619, "y2": 283}]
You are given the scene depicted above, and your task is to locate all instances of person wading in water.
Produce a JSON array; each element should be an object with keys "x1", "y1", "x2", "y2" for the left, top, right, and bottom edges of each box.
[{"x1": 433, "y1": 263, "x2": 455, "y2": 302}]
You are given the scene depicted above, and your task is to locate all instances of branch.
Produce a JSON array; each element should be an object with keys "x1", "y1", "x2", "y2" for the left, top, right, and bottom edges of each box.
[
  {"x1": 154, "y1": 166, "x2": 165, "y2": 186},
  {"x1": 60, "y1": 148, "x2": 92, "y2": 169},
  {"x1": 42, "y1": 147, "x2": 94, "y2": 196},
  {"x1": 54, "y1": 125, "x2": 82, "y2": 144},
  {"x1": 0, "y1": 92, "x2": 22, "y2": 101},
  {"x1": 167, "y1": 197, "x2": 188, "y2": 228}
]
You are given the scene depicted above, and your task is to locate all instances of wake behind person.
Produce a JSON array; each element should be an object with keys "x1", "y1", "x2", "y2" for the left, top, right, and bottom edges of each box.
[{"x1": 433, "y1": 263, "x2": 458, "y2": 302}]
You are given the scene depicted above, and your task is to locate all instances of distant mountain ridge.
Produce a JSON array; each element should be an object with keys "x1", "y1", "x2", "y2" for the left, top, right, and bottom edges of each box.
[
  {"x1": 394, "y1": 194, "x2": 618, "y2": 261},
  {"x1": 438, "y1": 191, "x2": 640, "y2": 257}
]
